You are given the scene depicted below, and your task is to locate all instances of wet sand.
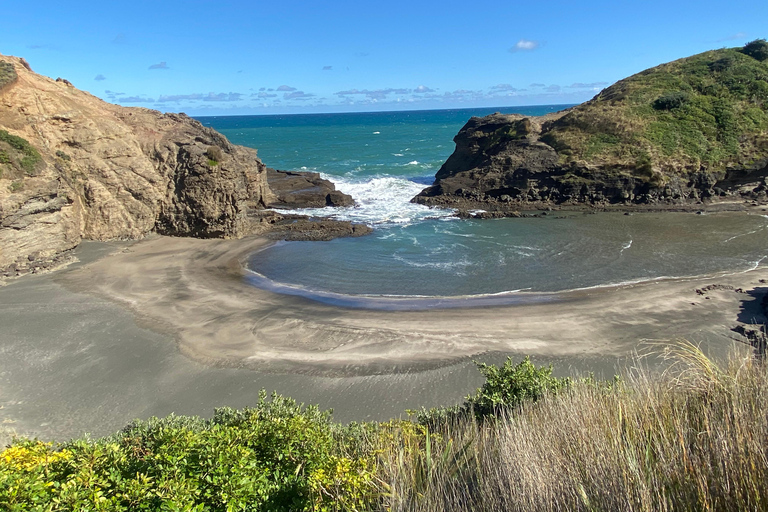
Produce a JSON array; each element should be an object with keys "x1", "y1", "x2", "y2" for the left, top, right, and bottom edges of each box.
[{"x1": 0, "y1": 234, "x2": 763, "y2": 443}]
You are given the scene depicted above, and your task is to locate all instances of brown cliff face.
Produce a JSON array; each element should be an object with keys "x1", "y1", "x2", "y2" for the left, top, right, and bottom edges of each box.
[{"x1": 0, "y1": 54, "x2": 274, "y2": 274}]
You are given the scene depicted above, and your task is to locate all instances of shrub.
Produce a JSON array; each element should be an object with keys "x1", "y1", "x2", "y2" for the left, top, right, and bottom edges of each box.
[
  {"x1": 653, "y1": 91, "x2": 689, "y2": 110},
  {"x1": 0, "y1": 61, "x2": 16, "y2": 90},
  {"x1": 709, "y1": 55, "x2": 736, "y2": 72},
  {"x1": 416, "y1": 357, "x2": 573, "y2": 424},
  {"x1": 9, "y1": 180, "x2": 23, "y2": 192},
  {"x1": 0, "y1": 391, "x2": 378, "y2": 511},
  {"x1": 0, "y1": 130, "x2": 42, "y2": 175},
  {"x1": 205, "y1": 145, "x2": 223, "y2": 164},
  {"x1": 466, "y1": 356, "x2": 571, "y2": 417},
  {"x1": 740, "y1": 38, "x2": 768, "y2": 62},
  {"x1": 55, "y1": 150, "x2": 71, "y2": 161}
]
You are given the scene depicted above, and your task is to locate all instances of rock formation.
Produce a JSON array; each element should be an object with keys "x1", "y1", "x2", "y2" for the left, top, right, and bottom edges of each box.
[
  {"x1": 265, "y1": 168, "x2": 354, "y2": 208},
  {"x1": 0, "y1": 54, "x2": 365, "y2": 278},
  {"x1": 415, "y1": 43, "x2": 768, "y2": 211},
  {"x1": 0, "y1": 53, "x2": 279, "y2": 275}
]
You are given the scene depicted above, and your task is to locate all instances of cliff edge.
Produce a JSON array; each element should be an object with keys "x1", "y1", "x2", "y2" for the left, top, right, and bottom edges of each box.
[
  {"x1": 0, "y1": 54, "x2": 277, "y2": 275},
  {"x1": 415, "y1": 41, "x2": 768, "y2": 211}
]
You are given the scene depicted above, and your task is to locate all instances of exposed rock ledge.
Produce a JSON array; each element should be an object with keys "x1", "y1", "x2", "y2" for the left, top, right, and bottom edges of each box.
[{"x1": 265, "y1": 168, "x2": 354, "y2": 208}]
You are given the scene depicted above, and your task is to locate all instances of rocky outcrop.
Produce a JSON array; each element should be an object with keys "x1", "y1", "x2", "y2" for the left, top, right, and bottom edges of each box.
[
  {"x1": 0, "y1": 53, "x2": 275, "y2": 275},
  {"x1": 265, "y1": 168, "x2": 354, "y2": 208},
  {"x1": 415, "y1": 45, "x2": 768, "y2": 211}
]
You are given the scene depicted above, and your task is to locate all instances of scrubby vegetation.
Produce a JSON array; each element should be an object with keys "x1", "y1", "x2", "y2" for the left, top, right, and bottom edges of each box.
[
  {"x1": 740, "y1": 38, "x2": 768, "y2": 62},
  {"x1": 0, "y1": 61, "x2": 17, "y2": 91},
  {"x1": 206, "y1": 146, "x2": 223, "y2": 166},
  {"x1": 542, "y1": 40, "x2": 768, "y2": 178},
  {"x1": 0, "y1": 130, "x2": 43, "y2": 178},
  {"x1": 2, "y1": 342, "x2": 767, "y2": 511}
]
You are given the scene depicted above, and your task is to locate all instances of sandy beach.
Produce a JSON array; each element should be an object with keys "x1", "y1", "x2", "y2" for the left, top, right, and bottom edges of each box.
[
  {"x1": 0, "y1": 233, "x2": 765, "y2": 443},
  {"x1": 57, "y1": 233, "x2": 766, "y2": 374}
]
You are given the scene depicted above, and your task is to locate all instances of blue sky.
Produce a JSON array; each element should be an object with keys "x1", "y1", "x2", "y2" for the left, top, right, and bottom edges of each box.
[{"x1": 2, "y1": 0, "x2": 765, "y2": 115}]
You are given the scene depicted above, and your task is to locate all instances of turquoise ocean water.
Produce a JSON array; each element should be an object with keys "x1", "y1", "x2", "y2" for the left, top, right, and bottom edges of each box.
[{"x1": 199, "y1": 107, "x2": 768, "y2": 306}]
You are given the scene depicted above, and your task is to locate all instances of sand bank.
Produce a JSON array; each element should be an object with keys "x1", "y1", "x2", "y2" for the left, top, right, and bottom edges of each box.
[{"x1": 58, "y1": 234, "x2": 766, "y2": 375}]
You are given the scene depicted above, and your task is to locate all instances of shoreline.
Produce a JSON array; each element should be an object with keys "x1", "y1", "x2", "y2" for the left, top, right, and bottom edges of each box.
[{"x1": 55, "y1": 231, "x2": 766, "y2": 376}]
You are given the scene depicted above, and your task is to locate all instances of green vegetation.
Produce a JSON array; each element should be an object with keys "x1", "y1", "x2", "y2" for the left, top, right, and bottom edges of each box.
[
  {"x1": 544, "y1": 40, "x2": 768, "y2": 177},
  {"x1": 740, "y1": 38, "x2": 768, "y2": 62},
  {"x1": 2, "y1": 344, "x2": 767, "y2": 511},
  {"x1": 0, "y1": 130, "x2": 43, "y2": 178},
  {"x1": 8, "y1": 180, "x2": 23, "y2": 192},
  {"x1": 0, "y1": 61, "x2": 16, "y2": 90}
]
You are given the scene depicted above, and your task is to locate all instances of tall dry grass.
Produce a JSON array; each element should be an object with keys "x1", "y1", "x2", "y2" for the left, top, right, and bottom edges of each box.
[{"x1": 377, "y1": 342, "x2": 768, "y2": 511}]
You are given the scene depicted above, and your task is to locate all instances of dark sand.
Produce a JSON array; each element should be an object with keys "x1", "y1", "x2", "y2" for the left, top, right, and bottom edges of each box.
[{"x1": 0, "y1": 235, "x2": 762, "y2": 443}]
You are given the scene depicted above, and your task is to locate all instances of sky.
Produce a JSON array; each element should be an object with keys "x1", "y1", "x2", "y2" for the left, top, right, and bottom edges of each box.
[{"x1": 2, "y1": 0, "x2": 766, "y2": 116}]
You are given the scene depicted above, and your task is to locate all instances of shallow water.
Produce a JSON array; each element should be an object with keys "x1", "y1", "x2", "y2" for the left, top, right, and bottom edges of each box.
[{"x1": 247, "y1": 212, "x2": 768, "y2": 303}]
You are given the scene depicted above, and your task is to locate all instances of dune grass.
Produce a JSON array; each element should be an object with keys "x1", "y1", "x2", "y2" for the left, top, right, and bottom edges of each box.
[{"x1": 381, "y1": 341, "x2": 768, "y2": 511}]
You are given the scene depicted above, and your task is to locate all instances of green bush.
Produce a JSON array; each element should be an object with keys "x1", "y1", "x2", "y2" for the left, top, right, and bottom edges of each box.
[
  {"x1": 0, "y1": 130, "x2": 42, "y2": 176},
  {"x1": 417, "y1": 357, "x2": 573, "y2": 424},
  {"x1": 0, "y1": 61, "x2": 16, "y2": 90},
  {"x1": 0, "y1": 391, "x2": 378, "y2": 511},
  {"x1": 653, "y1": 91, "x2": 689, "y2": 110},
  {"x1": 466, "y1": 356, "x2": 571, "y2": 417},
  {"x1": 55, "y1": 150, "x2": 71, "y2": 161},
  {"x1": 740, "y1": 38, "x2": 768, "y2": 62}
]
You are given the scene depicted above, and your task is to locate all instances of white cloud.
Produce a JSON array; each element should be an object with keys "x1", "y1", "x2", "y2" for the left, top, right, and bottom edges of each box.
[
  {"x1": 509, "y1": 39, "x2": 540, "y2": 53},
  {"x1": 277, "y1": 85, "x2": 297, "y2": 91}
]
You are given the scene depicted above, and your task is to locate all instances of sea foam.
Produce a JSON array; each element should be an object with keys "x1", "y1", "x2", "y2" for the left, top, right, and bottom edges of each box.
[{"x1": 270, "y1": 173, "x2": 455, "y2": 226}]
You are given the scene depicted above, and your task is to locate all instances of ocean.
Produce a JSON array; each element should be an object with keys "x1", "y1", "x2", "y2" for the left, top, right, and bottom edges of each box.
[{"x1": 198, "y1": 107, "x2": 768, "y2": 306}]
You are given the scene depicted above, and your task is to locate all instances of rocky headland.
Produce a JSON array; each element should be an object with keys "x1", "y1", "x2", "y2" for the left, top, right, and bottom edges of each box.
[
  {"x1": 0, "y1": 54, "x2": 366, "y2": 279},
  {"x1": 414, "y1": 41, "x2": 768, "y2": 213}
]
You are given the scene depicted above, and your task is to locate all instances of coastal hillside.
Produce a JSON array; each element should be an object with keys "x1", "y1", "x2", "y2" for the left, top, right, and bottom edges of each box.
[
  {"x1": 0, "y1": 54, "x2": 275, "y2": 276},
  {"x1": 415, "y1": 41, "x2": 768, "y2": 210}
]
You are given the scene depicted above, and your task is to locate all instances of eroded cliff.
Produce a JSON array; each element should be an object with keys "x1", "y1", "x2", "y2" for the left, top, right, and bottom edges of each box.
[{"x1": 0, "y1": 54, "x2": 275, "y2": 275}]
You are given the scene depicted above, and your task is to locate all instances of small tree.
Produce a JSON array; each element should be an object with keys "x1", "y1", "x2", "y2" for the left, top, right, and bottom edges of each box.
[{"x1": 740, "y1": 39, "x2": 768, "y2": 62}]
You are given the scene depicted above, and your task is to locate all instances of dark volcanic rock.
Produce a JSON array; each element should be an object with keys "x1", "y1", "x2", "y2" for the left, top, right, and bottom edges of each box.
[
  {"x1": 266, "y1": 168, "x2": 354, "y2": 209},
  {"x1": 253, "y1": 210, "x2": 372, "y2": 241}
]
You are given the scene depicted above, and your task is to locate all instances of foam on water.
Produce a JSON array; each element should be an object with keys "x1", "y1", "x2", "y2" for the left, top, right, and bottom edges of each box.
[{"x1": 271, "y1": 173, "x2": 455, "y2": 226}]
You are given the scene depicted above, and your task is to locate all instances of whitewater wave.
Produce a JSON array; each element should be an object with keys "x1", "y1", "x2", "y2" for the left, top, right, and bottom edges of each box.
[{"x1": 270, "y1": 173, "x2": 455, "y2": 226}]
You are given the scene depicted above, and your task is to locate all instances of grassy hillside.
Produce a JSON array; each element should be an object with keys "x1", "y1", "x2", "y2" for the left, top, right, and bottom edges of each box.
[
  {"x1": 2, "y1": 343, "x2": 767, "y2": 511},
  {"x1": 542, "y1": 40, "x2": 768, "y2": 180}
]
